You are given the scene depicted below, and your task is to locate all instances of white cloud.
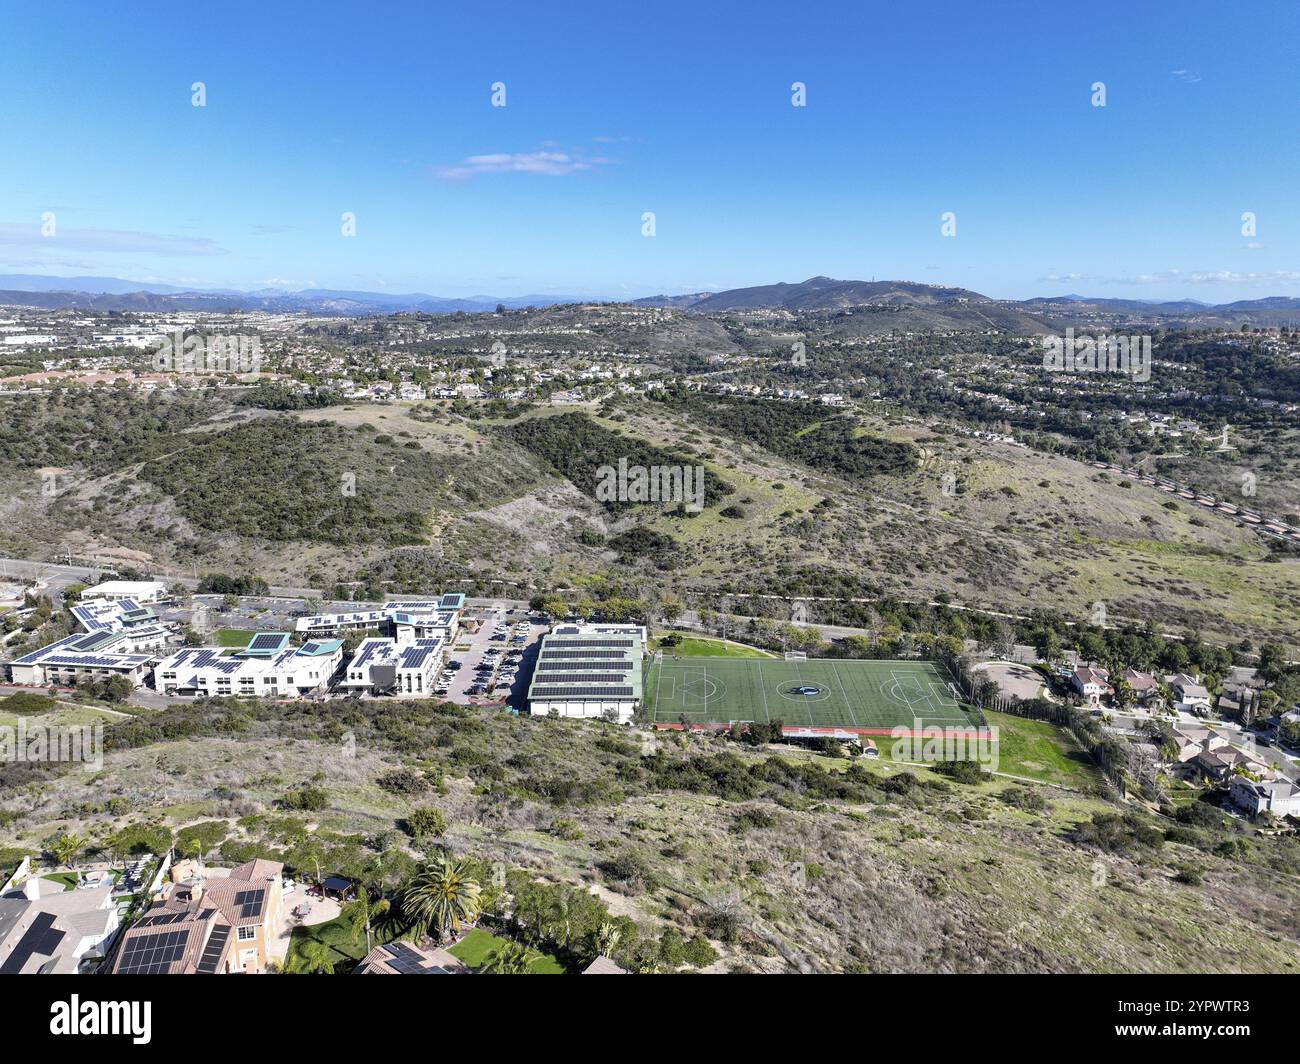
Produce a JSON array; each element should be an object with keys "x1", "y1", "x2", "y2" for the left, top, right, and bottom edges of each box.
[
  {"x1": 1116, "y1": 269, "x2": 1300, "y2": 287},
  {"x1": 1170, "y1": 69, "x2": 1202, "y2": 83},
  {"x1": 428, "y1": 150, "x2": 611, "y2": 181},
  {"x1": 0, "y1": 222, "x2": 226, "y2": 256}
]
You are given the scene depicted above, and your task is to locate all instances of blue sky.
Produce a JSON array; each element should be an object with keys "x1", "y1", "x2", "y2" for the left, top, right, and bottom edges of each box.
[{"x1": 1, "y1": 0, "x2": 1297, "y2": 301}]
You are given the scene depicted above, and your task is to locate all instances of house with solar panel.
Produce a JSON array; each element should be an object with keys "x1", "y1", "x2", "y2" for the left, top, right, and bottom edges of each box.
[
  {"x1": 111, "y1": 858, "x2": 284, "y2": 975},
  {"x1": 0, "y1": 877, "x2": 120, "y2": 975},
  {"x1": 294, "y1": 594, "x2": 465, "y2": 644},
  {"x1": 152, "y1": 633, "x2": 344, "y2": 698},
  {"x1": 341, "y1": 635, "x2": 445, "y2": 696},
  {"x1": 526, "y1": 623, "x2": 646, "y2": 722}
]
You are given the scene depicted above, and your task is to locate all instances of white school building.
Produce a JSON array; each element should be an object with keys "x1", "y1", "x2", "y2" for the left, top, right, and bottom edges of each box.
[
  {"x1": 153, "y1": 633, "x2": 344, "y2": 699},
  {"x1": 340, "y1": 636, "x2": 446, "y2": 696},
  {"x1": 295, "y1": 595, "x2": 465, "y2": 644}
]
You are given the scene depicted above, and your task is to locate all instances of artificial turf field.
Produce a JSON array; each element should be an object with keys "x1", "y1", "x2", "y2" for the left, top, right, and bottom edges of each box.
[{"x1": 645, "y1": 656, "x2": 986, "y2": 733}]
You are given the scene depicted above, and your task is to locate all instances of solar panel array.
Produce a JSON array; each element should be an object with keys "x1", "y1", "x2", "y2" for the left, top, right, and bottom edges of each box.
[
  {"x1": 118, "y1": 928, "x2": 188, "y2": 974},
  {"x1": 544, "y1": 638, "x2": 634, "y2": 648},
  {"x1": 380, "y1": 941, "x2": 455, "y2": 974},
  {"x1": 539, "y1": 649, "x2": 628, "y2": 660},
  {"x1": 196, "y1": 924, "x2": 230, "y2": 974},
  {"x1": 234, "y1": 888, "x2": 266, "y2": 919},
  {"x1": 41, "y1": 653, "x2": 151, "y2": 668},
  {"x1": 0, "y1": 912, "x2": 66, "y2": 974},
  {"x1": 135, "y1": 911, "x2": 187, "y2": 928},
  {"x1": 531, "y1": 685, "x2": 634, "y2": 698},
  {"x1": 536, "y1": 659, "x2": 634, "y2": 672},
  {"x1": 12, "y1": 636, "x2": 80, "y2": 665},
  {"x1": 249, "y1": 632, "x2": 287, "y2": 650},
  {"x1": 351, "y1": 638, "x2": 389, "y2": 669},
  {"x1": 531, "y1": 672, "x2": 632, "y2": 685},
  {"x1": 401, "y1": 646, "x2": 435, "y2": 669}
]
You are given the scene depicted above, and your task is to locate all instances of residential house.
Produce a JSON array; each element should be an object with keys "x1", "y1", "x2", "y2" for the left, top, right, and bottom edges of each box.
[
  {"x1": 111, "y1": 858, "x2": 283, "y2": 974},
  {"x1": 0, "y1": 879, "x2": 119, "y2": 974},
  {"x1": 1194, "y1": 743, "x2": 1271, "y2": 783},
  {"x1": 1071, "y1": 664, "x2": 1112, "y2": 707},
  {"x1": 1169, "y1": 673, "x2": 1212, "y2": 712},
  {"x1": 1231, "y1": 776, "x2": 1300, "y2": 819},
  {"x1": 1121, "y1": 668, "x2": 1160, "y2": 704},
  {"x1": 1169, "y1": 726, "x2": 1228, "y2": 764},
  {"x1": 582, "y1": 955, "x2": 628, "y2": 974},
  {"x1": 1218, "y1": 683, "x2": 1260, "y2": 721}
]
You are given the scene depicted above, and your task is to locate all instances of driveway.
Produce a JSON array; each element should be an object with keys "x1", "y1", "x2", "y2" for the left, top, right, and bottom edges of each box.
[{"x1": 973, "y1": 660, "x2": 1044, "y2": 701}]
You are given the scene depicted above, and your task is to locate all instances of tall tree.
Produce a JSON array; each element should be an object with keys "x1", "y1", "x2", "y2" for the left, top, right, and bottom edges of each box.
[
  {"x1": 401, "y1": 853, "x2": 482, "y2": 942},
  {"x1": 480, "y1": 941, "x2": 532, "y2": 974}
]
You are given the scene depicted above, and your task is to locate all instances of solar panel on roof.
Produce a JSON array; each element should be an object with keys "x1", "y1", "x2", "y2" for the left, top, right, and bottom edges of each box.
[
  {"x1": 385, "y1": 942, "x2": 431, "y2": 974},
  {"x1": 543, "y1": 638, "x2": 635, "y2": 648},
  {"x1": 536, "y1": 660, "x2": 634, "y2": 671},
  {"x1": 118, "y1": 928, "x2": 188, "y2": 974},
  {"x1": 42, "y1": 654, "x2": 150, "y2": 667},
  {"x1": 538, "y1": 649, "x2": 628, "y2": 660},
  {"x1": 196, "y1": 924, "x2": 230, "y2": 974},
  {"x1": 233, "y1": 888, "x2": 266, "y2": 919},
  {"x1": 529, "y1": 672, "x2": 631, "y2": 684},
  {"x1": 250, "y1": 633, "x2": 284, "y2": 649},
  {"x1": 530, "y1": 685, "x2": 634, "y2": 698},
  {"x1": 0, "y1": 912, "x2": 65, "y2": 974},
  {"x1": 11, "y1": 636, "x2": 79, "y2": 665},
  {"x1": 136, "y1": 911, "x2": 187, "y2": 927}
]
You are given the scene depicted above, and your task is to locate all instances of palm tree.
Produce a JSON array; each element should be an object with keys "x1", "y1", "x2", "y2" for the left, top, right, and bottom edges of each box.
[
  {"x1": 400, "y1": 853, "x2": 482, "y2": 942},
  {"x1": 296, "y1": 939, "x2": 333, "y2": 974},
  {"x1": 343, "y1": 889, "x2": 391, "y2": 956},
  {"x1": 547, "y1": 892, "x2": 573, "y2": 949},
  {"x1": 480, "y1": 941, "x2": 532, "y2": 974},
  {"x1": 592, "y1": 921, "x2": 621, "y2": 958},
  {"x1": 49, "y1": 833, "x2": 84, "y2": 870}
]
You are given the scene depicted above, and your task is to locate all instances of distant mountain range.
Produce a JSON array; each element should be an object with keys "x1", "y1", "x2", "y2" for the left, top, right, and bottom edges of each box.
[
  {"x1": 2, "y1": 273, "x2": 1299, "y2": 328},
  {"x1": 0, "y1": 275, "x2": 589, "y2": 315},
  {"x1": 633, "y1": 277, "x2": 1300, "y2": 330}
]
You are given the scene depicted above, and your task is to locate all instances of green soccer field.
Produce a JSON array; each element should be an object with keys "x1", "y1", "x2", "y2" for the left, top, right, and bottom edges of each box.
[{"x1": 645, "y1": 656, "x2": 985, "y2": 732}]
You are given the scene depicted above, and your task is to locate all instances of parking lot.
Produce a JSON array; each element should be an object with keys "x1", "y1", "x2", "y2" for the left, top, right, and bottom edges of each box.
[{"x1": 437, "y1": 607, "x2": 547, "y2": 710}]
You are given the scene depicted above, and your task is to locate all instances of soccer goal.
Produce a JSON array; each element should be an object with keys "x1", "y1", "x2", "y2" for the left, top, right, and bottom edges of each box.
[{"x1": 784, "y1": 651, "x2": 807, "y2": 661}]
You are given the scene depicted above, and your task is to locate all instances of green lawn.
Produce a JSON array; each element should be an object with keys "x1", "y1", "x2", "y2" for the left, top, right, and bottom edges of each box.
[
  {"x1": 215, "y1": 628, "x2": 258, "y2": 648},
  {"x1": 286, "y1": 913, "x2": 394, "y2": 973},
  {"x1": 447, "y1": 928, "x2": 565, "y2": 973},
  {"x1": 652, "y1": 634, "x2": 773, "y2": 659},
  {"x1": 42, "y1": 871, "x2": 80, "y2": 889},
  {"x1": 981, "y1": 710, "x2": 1101, "y2": 789},
  {"x1": 646, "y1": 655, "x2": 984, "y2": 732},
  {"x1": 286, "y1": 917, "x2": 565, "y2": 974}
]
